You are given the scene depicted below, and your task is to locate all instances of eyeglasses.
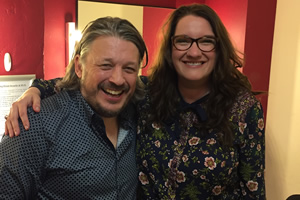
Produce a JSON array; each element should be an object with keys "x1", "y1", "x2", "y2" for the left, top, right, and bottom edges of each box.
[{"x1": 172, "y1": 35, "x2": 217, "y2": 52}]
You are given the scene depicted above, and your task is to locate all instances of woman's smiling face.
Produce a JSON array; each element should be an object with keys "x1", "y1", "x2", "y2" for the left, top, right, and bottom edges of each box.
[{"x1": 172, "y1": 15, "x2": 217, "y2": 86}]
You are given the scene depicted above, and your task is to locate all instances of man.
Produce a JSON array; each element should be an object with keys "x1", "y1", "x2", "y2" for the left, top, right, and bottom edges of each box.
[{"x1": 0, "y1": 17, "x2": 147, "y2": 199}]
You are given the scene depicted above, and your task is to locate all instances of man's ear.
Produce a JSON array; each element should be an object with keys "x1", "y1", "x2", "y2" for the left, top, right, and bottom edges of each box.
[{"x1": 74, "y1": 55, "x2": 83, "y2": 78}]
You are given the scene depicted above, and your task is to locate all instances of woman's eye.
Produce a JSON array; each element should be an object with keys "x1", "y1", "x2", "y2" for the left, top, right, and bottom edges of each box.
[
  {"x1": 176, "y1": 39, "x2": 190, "y2": 44},
  {"x1": 200, "y1": 38, "x2": 216, "y2": 44}
]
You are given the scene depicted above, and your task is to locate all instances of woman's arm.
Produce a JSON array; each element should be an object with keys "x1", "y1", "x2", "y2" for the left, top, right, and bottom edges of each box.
[
  {"x1": 4, "y1": 78, "x2": 60, "y2": 137},
  {"x1": 239, "y1": 101, "x2": 265, "y2": 199}
]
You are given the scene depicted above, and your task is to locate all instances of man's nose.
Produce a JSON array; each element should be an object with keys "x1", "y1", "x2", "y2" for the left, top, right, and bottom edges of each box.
[{"x1": 109, "y1": 67, "x2": 125, "y2": 85}]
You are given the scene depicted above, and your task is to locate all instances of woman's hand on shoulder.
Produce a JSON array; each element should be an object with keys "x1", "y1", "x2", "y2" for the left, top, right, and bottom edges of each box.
[{"x1": 5, "y1": 87, "x2": 41, "y2": 137}]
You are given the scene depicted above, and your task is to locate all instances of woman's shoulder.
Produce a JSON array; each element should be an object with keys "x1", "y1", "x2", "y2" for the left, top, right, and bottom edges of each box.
[
  {"x1": 235, "y1": 90, "x2": 258, "y2": 104},
  {"x1": 230, "y1": 90, "x2": 261, "y2": 122}
]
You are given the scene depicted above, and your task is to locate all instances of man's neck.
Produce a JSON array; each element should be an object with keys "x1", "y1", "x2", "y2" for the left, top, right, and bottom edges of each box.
[{"x1": 102, "y1": 117, "x2": 119, "y2": 149}]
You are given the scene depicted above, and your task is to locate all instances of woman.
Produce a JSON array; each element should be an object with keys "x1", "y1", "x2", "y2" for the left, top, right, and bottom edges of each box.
[
  {"x1": 136, "y1": 4, "x2": 265, "y2": 199},
  {"x1": 5, "y1": 4, "x2": 265, "y2": 199}
]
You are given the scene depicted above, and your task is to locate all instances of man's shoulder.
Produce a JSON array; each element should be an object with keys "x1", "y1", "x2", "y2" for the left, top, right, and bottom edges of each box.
[
  {"x1": 29, "y1": 90, "x2": 78, "y2": 118},
  {"x1": 41, "y1": 90, "x2": 72, "y2": 110},
  {"x1": 22, "y1": 90, "x2": 86, "y2": 141},
  {"x1": 25, "y1": 90, "x2": 83, "y2": 133}
]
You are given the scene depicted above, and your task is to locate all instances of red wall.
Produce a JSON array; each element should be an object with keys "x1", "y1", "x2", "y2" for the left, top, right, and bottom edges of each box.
[
  {"x1": 142, "y1": 7, "x2": 174, "y2": 74},
  {"x1": 91, "y1": 0, "x2": 205, "y2": 8},
  {"x1": 0, "y1": 0, "x2": 44, "y2": 78},
  {"x1": 176, "y1": 0, "x2": 205, "y2": 7},
  {"x1": 44, "y1": 0, "x2": 76, "y2": 79},
  {"x1": 206, "y1": 0, "x2": 247, "y2": 55},
  {"x1": 243, "y1": 0, "x2": 277, "y2": 118},
  {"x1": 90, "y1": 0, "x2": 177, "y2": 8},
  {"x1": 0, "y1": 0, "x2": 76, "y2": 79}
]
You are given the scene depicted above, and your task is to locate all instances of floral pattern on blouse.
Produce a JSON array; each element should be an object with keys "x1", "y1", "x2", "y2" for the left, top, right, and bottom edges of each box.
[
  {"x1": 136, "y1": 90, "x2": 265, "y2": 200},
  {"x1": 31, "y1": 78, "x2": 60, "y2": 99}
]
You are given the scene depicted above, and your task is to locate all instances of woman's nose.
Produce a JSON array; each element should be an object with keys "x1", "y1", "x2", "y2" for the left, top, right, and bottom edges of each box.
[{"x1": 186, "y1": 42, "x2": 203, "y2": 57}]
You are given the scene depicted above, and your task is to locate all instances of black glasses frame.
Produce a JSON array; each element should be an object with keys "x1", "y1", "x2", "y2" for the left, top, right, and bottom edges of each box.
[{"x1": 172, "y1": 35, "x2": 218, "y2": 52}]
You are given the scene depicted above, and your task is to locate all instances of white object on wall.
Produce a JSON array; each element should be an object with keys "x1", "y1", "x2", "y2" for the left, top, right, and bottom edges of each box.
[
  {"x1": 4, "y1": 53, "x2": 11, "y2": 72},
  {"x1": 66, "y1": 22, "x2": 82, "y2": 66}
]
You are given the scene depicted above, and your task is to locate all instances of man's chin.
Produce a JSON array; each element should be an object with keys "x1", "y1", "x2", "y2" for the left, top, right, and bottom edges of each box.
[
  {"x1": 89, "y1": 96, "x2": 131, "y2": 118},
  {"x1": 95, "y1": 106, "x2": 124, "y2": 118},
  {"x1": 98, "y1": 110, "x2": 120, "y2": 118}
]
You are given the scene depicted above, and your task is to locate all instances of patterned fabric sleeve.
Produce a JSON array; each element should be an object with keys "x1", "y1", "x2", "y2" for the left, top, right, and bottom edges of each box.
[
  {"x1": 0, "y1": 109, "x2": 48, "y2": 198},
  {"x1": 238, "y1": 101, "x2": 265, "y2": 199},
  {"x1": 31, "y1": 78, "x2": 62, "y2": 99}
]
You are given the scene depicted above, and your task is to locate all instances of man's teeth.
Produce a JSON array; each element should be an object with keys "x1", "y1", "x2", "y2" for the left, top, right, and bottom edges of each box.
[{"x1": 105, "y1": 89, "x2": 122, "y2": 95}]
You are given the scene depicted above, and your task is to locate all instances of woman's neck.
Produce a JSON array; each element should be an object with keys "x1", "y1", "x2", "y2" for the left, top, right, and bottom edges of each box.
[{"x1": 178, "y1": 80, "x2": 210, "y2": 104}]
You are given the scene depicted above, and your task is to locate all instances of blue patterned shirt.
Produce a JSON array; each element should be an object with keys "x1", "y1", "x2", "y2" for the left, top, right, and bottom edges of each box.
[{"x1": 0, "y1": 90, "x2": 138, "y2": 200}]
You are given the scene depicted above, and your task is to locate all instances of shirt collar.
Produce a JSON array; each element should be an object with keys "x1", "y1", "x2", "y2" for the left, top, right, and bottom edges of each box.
[
  {"x1": 67, "y1": 90, "x2": 136, "y2": 130},
  {"x1": 178, "y1": 90, "x2": 209, "y2": 122}
]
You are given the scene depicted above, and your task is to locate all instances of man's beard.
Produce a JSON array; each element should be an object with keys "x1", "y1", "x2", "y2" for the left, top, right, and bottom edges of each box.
[{"x1": 92, "y1": 102, "x2": 124, "y2": 118}]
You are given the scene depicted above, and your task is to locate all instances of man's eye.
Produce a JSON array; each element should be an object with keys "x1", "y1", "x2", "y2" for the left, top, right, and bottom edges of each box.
[
  {"x1": 124, "y1": 66, "x2": 137, "y2": 73},
  {"x1": 98, "y1": 64, "x2": 112, "y2": 69}
]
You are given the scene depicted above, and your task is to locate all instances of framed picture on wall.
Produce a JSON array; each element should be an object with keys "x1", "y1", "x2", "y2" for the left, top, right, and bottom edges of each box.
[{"x1": 0, "y1": 74, "x2": 36, "y2": 138}]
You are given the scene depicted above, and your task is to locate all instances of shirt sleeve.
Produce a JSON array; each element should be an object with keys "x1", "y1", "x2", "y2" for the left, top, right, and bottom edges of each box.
[
  {"x1": 0, "y1": 111, "x2": 48, "y2": 199},
  {"x1": 238, "y1": 101, "x2": 265, "y2": 199},
  {"x1": 31, "y1": 78, "x2": 62, "y2": 99}
]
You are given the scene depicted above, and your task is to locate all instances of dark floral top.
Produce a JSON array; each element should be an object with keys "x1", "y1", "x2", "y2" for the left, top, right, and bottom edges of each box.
[
  {"x1": 136, "y1": 83, "x2": 265, "y2": 199},
  {"x1": 32, "y1": 77, "x2": 265, "y2": 199}
]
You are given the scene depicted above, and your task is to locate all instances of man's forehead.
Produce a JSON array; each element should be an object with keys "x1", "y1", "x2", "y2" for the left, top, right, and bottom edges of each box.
[
  {"x1": 89, "y1": 36, "x2": 137, "y2": 51},
  {"x1": 86, "y1": 36, "x2": 140, "y2": 64}
]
